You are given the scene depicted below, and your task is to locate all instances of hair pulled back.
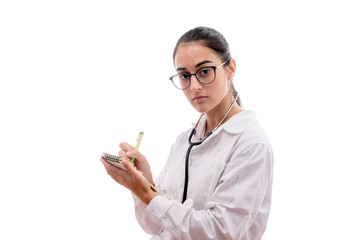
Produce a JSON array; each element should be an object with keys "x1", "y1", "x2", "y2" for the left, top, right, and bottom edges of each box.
[{"x1": 173, "y1": 26, "x2": 242, "y2": 107}]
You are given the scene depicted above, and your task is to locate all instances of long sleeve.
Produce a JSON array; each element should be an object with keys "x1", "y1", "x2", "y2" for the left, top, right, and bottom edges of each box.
[
  {"x1": 133, "y1": 193, "x2": 163, "y2": 235},
  {"x1": 144, "y1": 143, "x2": 273, "y2": 240},
  {"x1": 132, "y1": 134, "x2": 184, "y2": 236}
]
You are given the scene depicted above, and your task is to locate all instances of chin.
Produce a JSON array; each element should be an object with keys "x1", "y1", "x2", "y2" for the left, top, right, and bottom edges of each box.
[{"x1": 191, "y1": 103, "x2": 210, "y2": 114}]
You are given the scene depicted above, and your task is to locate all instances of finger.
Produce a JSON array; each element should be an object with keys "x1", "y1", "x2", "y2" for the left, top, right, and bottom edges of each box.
[
  {"x1": 122, "y1": 161, "x2": 143, "y2": 180},
  {"x1": 101, "y1": 158, "x2": 129, "y2": 185},
  {"x1": 100, "y1": 158, "x2": 126, "y2": 175},
  {"x1": 125, "y1": 149, "x2": 145, "y2": 163},
  {"x1": 101, "y1": 158, "x2": 119, "y2": 174},
  {"x1": 118, "y1": 149, "x2": 130, "y2": 162},
  {"x1": 100, "y1": 157, "x2": 112, "y2": 168},
  {"x1": 119, "y1": 142, "x2": 134, "y2": 152}
]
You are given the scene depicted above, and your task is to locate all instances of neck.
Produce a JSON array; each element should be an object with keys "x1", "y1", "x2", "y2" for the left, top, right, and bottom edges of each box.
[{"x1": 204, "y1": 95, "x2": 242, "y2": 136}]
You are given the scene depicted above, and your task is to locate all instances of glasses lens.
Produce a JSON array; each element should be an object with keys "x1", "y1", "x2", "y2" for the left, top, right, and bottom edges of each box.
[
  {"x1": 196, "y1": 67, "x2": 215, "y2": 84},
  {"x1": 171, "y1": 74, "x2": 190, "y2": 90},
  {"x1": 170, "y1": 67, "x2": 216, "y2": 90}
]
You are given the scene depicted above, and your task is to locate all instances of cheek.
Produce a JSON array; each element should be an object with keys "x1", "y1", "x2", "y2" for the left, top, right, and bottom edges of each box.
[
  {"x1": 213, "y1": 76, "x2": 230, "y2": 95},
  {"x1": 182, "y1": 89, "x2": 193, "y2": 101}
]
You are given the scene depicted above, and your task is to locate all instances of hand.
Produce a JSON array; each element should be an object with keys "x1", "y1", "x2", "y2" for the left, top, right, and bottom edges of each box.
[
  {"x1": 100, "y1": 158, "x2": 157, "y2": 205},
  {"x1": 118, "y1": 142, "x2": 155, "y2": 186}
]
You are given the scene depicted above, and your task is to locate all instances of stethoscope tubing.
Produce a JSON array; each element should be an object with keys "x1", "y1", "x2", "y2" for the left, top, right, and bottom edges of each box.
[
  {"x1": 182, "y1": 129, "x2": 212, "y2": 203},
  {"x1": 181, "y1": 93, "x2": 239, "y2": 203}
]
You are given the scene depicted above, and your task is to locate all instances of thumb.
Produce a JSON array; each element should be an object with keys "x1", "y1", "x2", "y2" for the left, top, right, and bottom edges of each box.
[{"x1": 126, "y1": 149, "x2": 145, "y2": 162}]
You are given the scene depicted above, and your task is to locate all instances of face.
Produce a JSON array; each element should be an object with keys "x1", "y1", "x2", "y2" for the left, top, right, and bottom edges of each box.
[{"x1": 174, "y1": 42, "x2": 235, "y2": 114}]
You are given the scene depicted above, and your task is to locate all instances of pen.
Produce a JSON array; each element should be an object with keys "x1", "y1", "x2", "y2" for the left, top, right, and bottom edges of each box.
[
  {"x1": 129, "y1": 132, "x2": 156, "y2": 192},
  {"x1": 130, "y1": 131, "x2": 144, "y2": 163}
]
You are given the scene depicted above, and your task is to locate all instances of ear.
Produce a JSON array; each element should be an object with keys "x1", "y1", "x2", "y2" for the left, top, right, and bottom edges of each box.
[{"x1": 227, "y1": 59, "x2": 236, "y2": 81}]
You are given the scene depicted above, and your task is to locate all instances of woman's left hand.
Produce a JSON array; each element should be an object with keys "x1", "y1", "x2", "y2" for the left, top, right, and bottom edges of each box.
[{"x1": 100, "y1": 158, "x2": 157, "y2": 205}]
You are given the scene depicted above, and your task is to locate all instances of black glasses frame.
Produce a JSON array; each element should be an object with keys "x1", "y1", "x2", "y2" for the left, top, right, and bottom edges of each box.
[{"x1": 169, "y1": 61, "x2": 229, "y2": 90}]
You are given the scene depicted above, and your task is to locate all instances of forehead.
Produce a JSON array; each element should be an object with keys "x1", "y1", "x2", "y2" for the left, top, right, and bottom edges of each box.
[{"x1": 174, "y1": 42, "x2": 221, "y2": 69}]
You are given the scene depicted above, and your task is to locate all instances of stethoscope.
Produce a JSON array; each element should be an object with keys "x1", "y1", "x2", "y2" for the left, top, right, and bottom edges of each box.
[{"x1": 182, "y1": 93, "x2": 239, "y2": 203}]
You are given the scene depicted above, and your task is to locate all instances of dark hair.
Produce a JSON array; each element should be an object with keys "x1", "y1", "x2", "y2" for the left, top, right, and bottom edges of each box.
[{"x1": 173, "y1": 26, "x2": 242, "y2": 107}]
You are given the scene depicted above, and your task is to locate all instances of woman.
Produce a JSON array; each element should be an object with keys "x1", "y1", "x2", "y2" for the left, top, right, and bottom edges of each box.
[{"x1": 101, "y1": 26, "x2": 274, "y2": 240}]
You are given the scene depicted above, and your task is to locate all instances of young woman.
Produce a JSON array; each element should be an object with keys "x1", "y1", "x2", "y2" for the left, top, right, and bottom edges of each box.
[{"x1": 101, "y1": 26, "x2": 274, "y2": 240}]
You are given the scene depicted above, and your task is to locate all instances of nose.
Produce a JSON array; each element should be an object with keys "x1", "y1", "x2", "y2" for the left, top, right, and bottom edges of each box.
[{"x1": 189, "y1": 75, "x2": 202, "y2": 91}]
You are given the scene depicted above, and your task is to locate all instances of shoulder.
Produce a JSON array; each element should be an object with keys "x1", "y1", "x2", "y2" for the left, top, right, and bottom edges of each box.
[{"x1": 222, "y1": 110, "x2": 272, "y2": 149}]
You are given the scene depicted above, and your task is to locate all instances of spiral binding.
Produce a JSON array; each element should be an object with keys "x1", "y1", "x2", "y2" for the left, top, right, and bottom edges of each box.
[{"x1": 101, "y1": 152, "x2": 123, "y2": 163}]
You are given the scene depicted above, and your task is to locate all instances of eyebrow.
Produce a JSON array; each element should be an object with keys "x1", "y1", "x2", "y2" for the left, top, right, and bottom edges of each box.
[{"x1": 176, "y1": 60, "x2": 214, "y2": 71}]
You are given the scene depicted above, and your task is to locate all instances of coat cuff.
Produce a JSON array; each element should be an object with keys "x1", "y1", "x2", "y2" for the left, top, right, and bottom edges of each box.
[{"x1": 146, "y1": 194, "x2": 176, "y2": 223}]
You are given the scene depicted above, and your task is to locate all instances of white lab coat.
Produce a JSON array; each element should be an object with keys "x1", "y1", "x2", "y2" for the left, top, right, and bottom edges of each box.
[{"x1": 133, "y1": 111, "x2": 274, "y2": 240}]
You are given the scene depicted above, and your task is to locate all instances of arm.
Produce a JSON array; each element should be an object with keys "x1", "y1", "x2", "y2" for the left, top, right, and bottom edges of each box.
[
  {"x1": 100, "y1": 158, "x2": 157, "y2": 204},
  {"x1": 132, "y1": 168, "x2": 169, "y2": 235},
  {"x1": 101, "y1": 142, "x2": 166, "y2": 235},
  {"x1": 144, "y1": 144, "x2": 273, "y2": 240},
  {"x1": 132, "y1": 193, "x2": 164, "y2": 235},
  {"x1": 131, "y1": 135, "x2": 185, "y2": 235}
]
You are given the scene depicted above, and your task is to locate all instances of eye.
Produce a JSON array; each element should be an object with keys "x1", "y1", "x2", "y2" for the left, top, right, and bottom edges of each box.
[
  {"x1": 179, "y1": 73, "x2": 190, "y2": 80},
  {"x1": 199, "y1": 68, "x2": 211, "y2": 76}
]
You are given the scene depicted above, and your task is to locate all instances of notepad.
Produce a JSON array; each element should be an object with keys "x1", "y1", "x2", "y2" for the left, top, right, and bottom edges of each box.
[{"x1": 101, "y1": 152, "x2": 126, "y2": 170}]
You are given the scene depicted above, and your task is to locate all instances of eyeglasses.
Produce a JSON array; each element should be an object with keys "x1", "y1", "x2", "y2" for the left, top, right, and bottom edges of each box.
[{"x1": 169, "y1": 61, "x2": 229, "y2": 90}]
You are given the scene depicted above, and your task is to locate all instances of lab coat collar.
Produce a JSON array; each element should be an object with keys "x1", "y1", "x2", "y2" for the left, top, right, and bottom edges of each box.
[
  {"x1": 192, "y1": 110, "x2": 257, "y2": 139},
  {"x1": 221, "y1": 110, "x2": 257, "y2": 134}
]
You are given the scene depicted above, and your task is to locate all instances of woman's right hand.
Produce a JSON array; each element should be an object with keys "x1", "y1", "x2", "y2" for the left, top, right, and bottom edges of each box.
[{"x1": 118, "y1": 142, "x2": 155, "y2": 186}]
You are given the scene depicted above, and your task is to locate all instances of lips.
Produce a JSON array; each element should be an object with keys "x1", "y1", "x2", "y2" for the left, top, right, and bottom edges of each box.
[{"x1": 193, "y1": 95, "x2": 207, "y2": 101}]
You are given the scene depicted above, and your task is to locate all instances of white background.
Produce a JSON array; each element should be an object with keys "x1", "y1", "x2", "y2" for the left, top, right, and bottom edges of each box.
[{"x1": 1, "y1": 0, "x2": 359, "y2": 239}]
